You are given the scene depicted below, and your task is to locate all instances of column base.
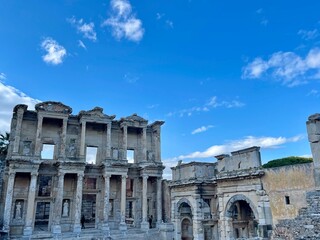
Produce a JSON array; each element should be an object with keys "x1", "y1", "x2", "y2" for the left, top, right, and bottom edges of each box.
[
  {"x1": 119, "y1": 221, "x2": 127, "y2": 233},
  {"x1": 51, "y1": 224, "x2": 61, "y2": 234},
  {"x1": 23, "y1": 226, "x2": 33, "y2": 236},
  {"x1": 141, "y1": 221, "x2": 149, "y2": 231},
  {"x1": 101, "y1": 223, "x2": 110, "y2": 236},
  {"x1": 73, "y1": 224, "x2": 81, "y2": 233}
]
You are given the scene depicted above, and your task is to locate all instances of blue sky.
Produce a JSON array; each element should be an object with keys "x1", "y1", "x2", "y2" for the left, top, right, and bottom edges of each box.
[{"x1": 1, "y1": 0, "x2": 320, "y2": 178}]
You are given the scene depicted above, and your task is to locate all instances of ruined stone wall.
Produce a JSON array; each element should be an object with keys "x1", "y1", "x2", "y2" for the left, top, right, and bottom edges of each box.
[
  {"x1": 262, "y1": 163, "x2": 315, "y2": 225},
  {"x1": 272, "y1": 190, "x2": 320, "y2": 240}
]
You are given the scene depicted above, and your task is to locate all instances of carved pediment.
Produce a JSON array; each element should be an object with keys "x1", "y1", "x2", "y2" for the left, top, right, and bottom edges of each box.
[
  {"x1": 122, "y1": 114, "x2": 147, "y2": 123},
  {"x1": 79, "y1": 107, "x2": 115, "y2": 120},
  {"x1": 35, "y1": 101, "x2": 72, "y2": 114}
]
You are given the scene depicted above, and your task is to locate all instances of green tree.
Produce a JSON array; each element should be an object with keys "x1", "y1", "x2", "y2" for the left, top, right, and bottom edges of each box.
[{"x1": 0, "y1": 132, "x2": 10, "y2": 158}]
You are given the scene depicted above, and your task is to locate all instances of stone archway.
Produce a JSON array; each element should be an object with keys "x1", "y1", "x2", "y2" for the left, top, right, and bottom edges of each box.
[
  {"x1": 177, "y1": 200, "x2": 194, "y2": 240},
  {"x1": 225, "y1": 194, "x2": 258, "y2": 239}
]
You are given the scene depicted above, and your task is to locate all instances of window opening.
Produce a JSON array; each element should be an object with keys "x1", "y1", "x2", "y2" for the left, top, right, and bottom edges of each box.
[
  {"x1": 38, "y1": 176, "x2": 52, "y2": 197},
  {"x1": 86, "y1": 147, "x2": 97, "y2": 164},
  {"x1": 127, "y1": 149, "x2": 134, "y2": 163},
  {"x1": 285, "y1": 196, "x2": 290, "y2": 205},
  {"x1": 41, "y1": 144, "x2": 54, "y2": 159}
]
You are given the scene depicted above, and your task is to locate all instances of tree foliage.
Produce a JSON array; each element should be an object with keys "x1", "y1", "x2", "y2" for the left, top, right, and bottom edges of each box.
[
  {"x1": 0, "y1": 132, "x2": 10, "y2": 157},
  {"x1": 262, "y1": 156, "x2": 313, "y2": 169}
]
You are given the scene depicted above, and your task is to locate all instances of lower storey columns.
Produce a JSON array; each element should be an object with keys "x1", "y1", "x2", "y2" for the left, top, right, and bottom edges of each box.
[
  {"x1": 141, "y1": 174, "x2": 149, "y2": 230},
  {"x1": 3, "y1": 171, "x2": 16, "y2": 232},
  {"x1": 119, "y1": 175, "x2": 127, "y2": 232},
  {"x1": 73, "y1": 173, "x2": 84, "y2": 233},
  {"x1": 51, "y1": 172, "x2": 65, "y2": 234},
  {"x1": 156, "y1": 177, "x2": 162, "y2": 226},
  {"x1": 101, "y1": 174, "x2": 111, "y2": 234},
  {"x1": 23, "y1": 172, "x2": 38, "y2": 236}
]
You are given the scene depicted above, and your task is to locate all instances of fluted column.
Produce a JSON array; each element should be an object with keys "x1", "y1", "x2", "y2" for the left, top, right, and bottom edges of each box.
[
  {"x1": 106, "y1": 123, "x2": 112, "y2": 159},
  {"x1": 80, "y1": 121, "x2": 86, "y2": 157},
  {"x1": 101, "y1": 174, "x2": 111, "y2": 232},
  {"x1": 59, "y1": 118, "x2": 68, "y2": 159},
  {"x1": 156, "y1": 177, "x2": 162, "y2": 226},
  {"x1": 3, "y1": 171, "x2": 16, "y2": 232},
  {"x1": 73, "y1": 173, "x2": 84, "y2": 233},
  {"x1": 142, "y1": 127, "x2": 147, "y2": 161},
  {"x1": 23, "y1": 172, "x2": 38, "y2": 236},
  {"x1": 141, "y1": 174, "x2": 149, "y2": 230},
  {"x1": 52, "y1": 172, "x2": 65, "y2": 234},
  {"x1": 34, "y1": 115, "x2": 43, "y2": 157},
  {"x1": 13, "y1": 107, "x2": 25, "y2": 153},
  {"x1": 122, "y1": 124, "x2": 127, "y2": 160}
]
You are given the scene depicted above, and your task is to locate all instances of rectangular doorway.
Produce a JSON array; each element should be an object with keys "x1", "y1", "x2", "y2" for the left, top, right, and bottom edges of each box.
[
  {"x1": 34, "y1": 202, "x2": 51, "y2": 231},
  {"x1": 81, "y1": 194, "x2": 96, "y2": 229}
]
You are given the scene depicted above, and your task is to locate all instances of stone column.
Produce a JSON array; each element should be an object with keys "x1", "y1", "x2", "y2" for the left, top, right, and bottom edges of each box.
[
  {"x1": 34, "y1": 115, "x2": 43, "y2": 157},
  {"x1": 141, "y1": 174, "x2": 149, "y2": 230},
  {"x1": 119, "y1": 175, "x2": 127, "y2": 231},
  {"x1": 23, "y1": 172, "x2": 38, "y2": 236},
  {"x1": 156, "y1": 177, "x2": 162, "y2": 226},
  {"x1": 52, "y1": 172, "x2": 65, "y2": 234},
  {"x1": 80, "y1": 121, "x2": 86, "y2": 158},
  {"x1": 101, "y1": 174, "x2": 111, "y2": 233},
  {"x1": 13, "y1": 107, "x2": 25, "y2": 153},
  {"x1": 3, "y1": 171, "x2": 16, "y2": 232},
  {"x1": 106, "y1": 123, "x2": 112, "y2": 159},
  {"x1": 59, "y1": 118, "x2": 68, "y2": 159},
  {"x1": 142, "y1": 127, "x2": 147, "y2": 161},
  {"x1": 73, "y1": 173, "x2": 84, "y2": 233},
  {"x1": 122, "y1": 124, "x2": 127, "y2": 160}
]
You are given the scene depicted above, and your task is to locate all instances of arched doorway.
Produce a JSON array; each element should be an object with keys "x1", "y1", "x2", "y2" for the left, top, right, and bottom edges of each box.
[
  {"x1": 179, "y1": 202, "x2": 193, "y2": 240},
  {"x1": 226, "y1": 195, "x2": 258, "y2": 239},
  {"x1": 181, "y1": 218, "x2": 193, "y2": 240}
]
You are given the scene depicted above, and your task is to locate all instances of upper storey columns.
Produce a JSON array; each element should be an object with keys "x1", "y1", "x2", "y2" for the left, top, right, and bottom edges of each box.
[
  {"x1": 12, "y1": 104, "x2": 28, "y2": 154},
  {"x1": 121, "y1": 123, "x2": 128, "y2": 160}
]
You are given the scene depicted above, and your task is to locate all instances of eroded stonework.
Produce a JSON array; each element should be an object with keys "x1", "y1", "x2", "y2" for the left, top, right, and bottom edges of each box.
[{"x1": 1, "y1": 102, "x2": 166, "y2": 239}]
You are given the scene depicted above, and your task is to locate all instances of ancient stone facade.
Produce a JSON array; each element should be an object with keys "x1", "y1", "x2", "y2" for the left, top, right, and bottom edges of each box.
[
  {"x1": 1, "y1": 101, "x2": 320, "y2": 240},
  {"x1": 1, "y1": 102, "x2": 166, "y2": 239}
]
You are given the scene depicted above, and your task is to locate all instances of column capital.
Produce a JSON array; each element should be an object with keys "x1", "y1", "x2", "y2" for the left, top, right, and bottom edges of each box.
[
  {"x1": 103, "y1": 173, "x2": 112, "y2": 179},
  {"x1": 30, "y1": 172, "x2": 38, "y2": 177},
  {"x1": 8, "y1": 171, "x2": 16, "y2": 178},
  {"x1": 120, "y1": 122, "x2": 128, "y2": 129},
  {"x1": 77, "y1": 172, "x2": 84, "y2": 178},
  {"x1": 121, "y1": 175, "x2": 127, "y2": 180},
  {"x1": 142, "y1": 174, "x2": 149, "y2": 180}
]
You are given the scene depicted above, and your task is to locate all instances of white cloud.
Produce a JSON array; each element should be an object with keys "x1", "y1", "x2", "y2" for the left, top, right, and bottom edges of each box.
[
  {"x1": 167, "y1": 96, "x2": 245, "y2": 117},
  {"x1": 41, "y1": 38, "x2": 67, "y2": 65},
  {"x1": 191, "y1": 125, "x2": 214, "y2": 135},
  {"x1": 298, "y1": 29, "x2": 319, "y2": 40},
  {"x1": 102, "y1": 0, "x2": 144, "y2": 42},
  {"x1": 123, "y1": 72, "x2": 140, "y2": 83},
  {"x1": 68, "y1": 17, "x2": 97, "y2": 41},
  {"x1": 307, "y1": 89, "x2": 320, "y2": 97},
  {"x1": 78, "y1": 40, "x2": 87, "y2": 50},
  {"x1": 164, "y1": 134, "x2": 303, "y2": 163},
  {"x1": 0, "y1": 82, "x2": 40, "y2": 133},
  {"x1": 242, "y1": 48, "x2": 320, "y2": 86},
  {"x1": 156, "y1": 13, "x2": 164, "y2": 20}
]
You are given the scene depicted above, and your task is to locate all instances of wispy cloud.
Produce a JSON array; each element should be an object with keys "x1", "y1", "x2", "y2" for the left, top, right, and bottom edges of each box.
[
  {"x1": 0, "y1": 73, "x2": 6, "y2": 81},
  {"x1": 156, "y1": 13, "x2": 164, "y2": 20},
  {"x1": 298, "y1": 29, "x2": 319, "y2": 40},
  {"x1": 256, "y1": 8, "x2": 268, "y2": 26},
  {"x1": 307, "y1": 89, "x2": 320, "y2": 97},
  {"x1": 102, "y1": 0, "x2": 144, "y2": 42},
  {"x1": 68, "y1": 17, "x2": 97, "y2": 41},
  {"x1": 123, "y1": 72, "x2": 140, "y2": 83},
  {"x1": 242, "y1": 48, "x2": 320, "y2": 87},
  {"x1": 167, "y1": 96, "x2": 245, "y2": 117},
  {"x1": 191, "y1": 125, "x2": 214, "y2": 135},
  {"x1": 0, "y1": 82, "x2": 40, "y2": 133},
  {"x1": 166, "y1": 20, "x2": 174, "y2": 28},
  {"x1": 78, "y1": 40, "x2": 87, "y2": 50},
  {"x1": 41, "y1": 38, "x2": 67, "y2": 65},
  {"x1": 147, "y1": 104, "x2": 159, "y2": 109}
]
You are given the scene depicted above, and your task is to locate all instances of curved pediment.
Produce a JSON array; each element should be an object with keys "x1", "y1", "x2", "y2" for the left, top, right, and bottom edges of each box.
[
  {"x1": 35, "y1": 101, "x2": 72, "y2": 114},
  {"x1": 79, "y1": 107, "x2": 115, "y2": 120},
  {"x1": 122, "y1": 113, "x2": 147, "y2": 123}
]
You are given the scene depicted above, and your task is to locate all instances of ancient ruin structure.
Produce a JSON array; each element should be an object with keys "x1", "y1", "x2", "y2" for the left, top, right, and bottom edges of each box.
[
  {"x1": 1, "y1": 101, "x2": 320, "y2": 240},
  {"x1": 1, "y1": 101, "x2": 166, "y2": 239}
]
